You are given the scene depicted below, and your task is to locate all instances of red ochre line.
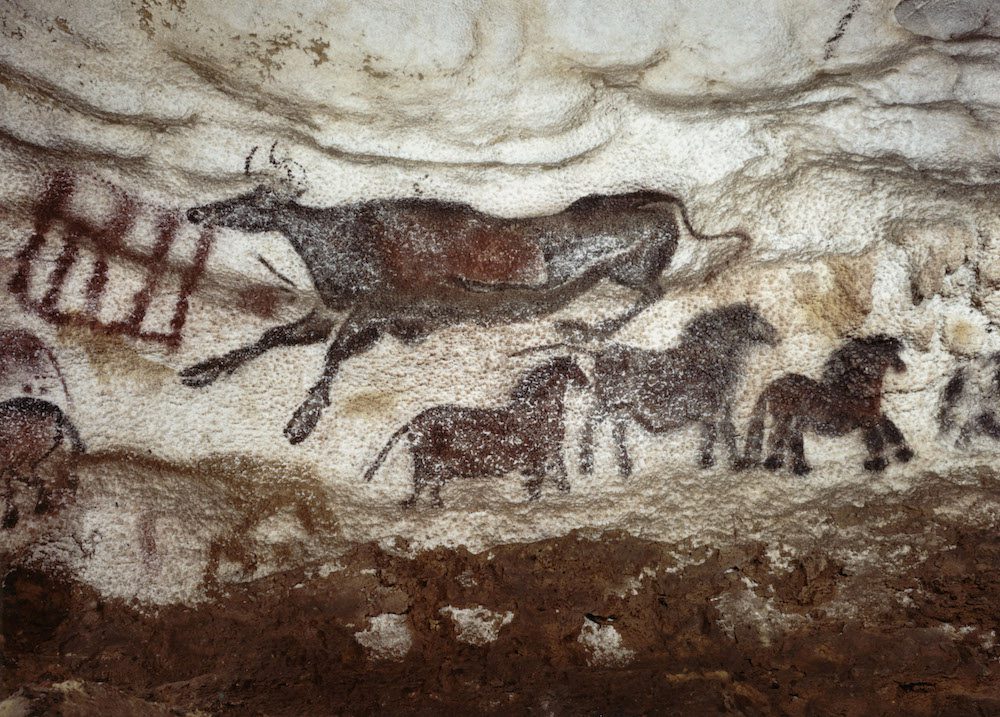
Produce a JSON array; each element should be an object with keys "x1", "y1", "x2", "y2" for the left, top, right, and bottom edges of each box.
[
  {"x1": 168, "y1": 228, "x2": 214, "y2": 346},
  {"x1": 11, "y1": 172, "x2": 216, "y2": 347},
  {"x1": 124, "y1": 213, "x2": 178, "y2": 330}
]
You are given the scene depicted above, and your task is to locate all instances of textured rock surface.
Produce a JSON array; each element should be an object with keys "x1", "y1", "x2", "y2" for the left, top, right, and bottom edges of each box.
[{"x1": 2, "y1": 0, "x2": 1000, "y2": 712}]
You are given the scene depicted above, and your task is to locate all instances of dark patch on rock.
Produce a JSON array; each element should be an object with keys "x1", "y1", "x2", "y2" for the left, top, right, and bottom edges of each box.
[{"x1": 4, "y1": 495, "x2": 1000, "y2": 715}]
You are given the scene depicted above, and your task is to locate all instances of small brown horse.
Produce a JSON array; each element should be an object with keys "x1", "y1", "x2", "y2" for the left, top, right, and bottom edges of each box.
[
  {"x1": 740, "y1": 335, "x2": 913, "y2": 475},
  {"x1": 364, "y1": 356, "x2": 588, "y2": 508},
  {"x1": 1, "y1": 397, "x2": 85, "y2": 528},
  {"x1": 581, "y1": 303, "x2": 779, "y2": 477}
]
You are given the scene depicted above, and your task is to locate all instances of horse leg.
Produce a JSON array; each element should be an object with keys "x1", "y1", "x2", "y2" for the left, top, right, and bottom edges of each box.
[
  {"x1": 699, "y1": 419, "x2": 718, "y2": 468},
  {"x1": 401, "y1": 463, "x2": 426, "y2": 509},
  {"x1": 579, "y1": 399, "x2": 603, "y2": 475},
  {"x1": 863, "y1": 424, "x2": 888, "y2": 472},
  {"x1": 612, "y1": 414, "x2": 633, "y2": 478},
  {"x1": 1, "y1": 469, "x2": 17, "y2": 530},
  {"x1": 789, "y1": 422, "x2": 811, "y2": 476},
  {"x1": 763, "y1": 414, "x2": 790, "y2": 471},
  {"x1": 719, "y1": 405, "x2": 740, "y2": 470},
  {"x1": 880, "y1": 415, "x2": 914, "y2": 462},
  {"x1": 284, "y1": 313, "x2": 383, "y2": 444},
  {"x1": 547, "y1": 452, "x2": 571, "y2": 493},
  {"x1": 525, "y1": 473, "x2": 544, "y2": 501},
  {"x1": 978, "y1": 411, "x2": 1000, "y2": 440},
  {"x1": 181, "y1": 310, "x2": 335, "y2": 388}
]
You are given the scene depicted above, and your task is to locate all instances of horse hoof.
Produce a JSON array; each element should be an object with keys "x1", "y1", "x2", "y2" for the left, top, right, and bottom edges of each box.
[
  {"x1": 864, "y1": 457, "x2": 888, "y2": 472},
  {"x1": 792, "y1": 462, "x2": 812, "y2": 476},
  {"x1": 700, "y1": 455, "x2": 716, "y2": 469},
  {"x1": 400, "y1": 497, "x2": 417, "y2": 509},
  {"x1": 2, "y1": 507, "x2": 19, "y2": 530},
  {"x1": 763, "y1": 456, "x2": 783, "y2": 471},
  {"x1": 732, "y1": 458, "x2": 755, "y2": 472},
  {"x1": 895, "y1": 447, "x2": 914, "y2": 463}
]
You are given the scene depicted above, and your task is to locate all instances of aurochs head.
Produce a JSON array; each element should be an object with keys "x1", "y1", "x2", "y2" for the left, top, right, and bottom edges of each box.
[
  {"x1": 187, "y1": 142, "x2": 306, "y2": 233},
  {"x1": 187, "y1": 184, "x2": 291, "y2": 233}
]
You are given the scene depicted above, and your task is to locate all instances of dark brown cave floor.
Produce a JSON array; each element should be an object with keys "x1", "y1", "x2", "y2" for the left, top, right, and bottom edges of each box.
[{"x1": 3, "y1": 505, "x2": 1000, "y2": 716}]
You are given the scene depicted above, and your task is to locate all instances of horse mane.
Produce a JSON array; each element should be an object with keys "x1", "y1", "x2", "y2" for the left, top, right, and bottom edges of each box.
[
  {"x1": 509, "y1": 357, "x2": 573, "y2": 403},
  {"x1": 821, "y1": 335, "x2": 902, "y2": 383},
  {"x1": 679, "y1": 302, "x2": 759, "y2": 346}
]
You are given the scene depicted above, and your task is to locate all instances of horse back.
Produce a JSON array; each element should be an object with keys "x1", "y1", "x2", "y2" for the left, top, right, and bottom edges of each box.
[{"x1": 595, "y1": 344, "x2": 724, "y2": 424}]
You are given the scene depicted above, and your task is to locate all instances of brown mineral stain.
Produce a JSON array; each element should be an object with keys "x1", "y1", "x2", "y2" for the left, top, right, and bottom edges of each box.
[
  {"x1": 342, "y1": 390, "x2": 397, "y2": 418},
  {"x1": 57, "y1": 326, "x2": 174, "y2": 386},
  {"x1": 794, "y1": 252, "x2": 874, "y2": 337}
]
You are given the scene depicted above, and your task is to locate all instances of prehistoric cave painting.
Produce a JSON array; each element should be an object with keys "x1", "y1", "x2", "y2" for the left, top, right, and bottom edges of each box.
[
  {"x1": 8, "y1": 172, "x2": 214, "y2": 347},
  {"x1": 938, "y1": 352, "x2": 1000, "y2": 445},
  {"x1": 579, "y1": 303, "x2": 779, "y2": 477},
  {"x1": 1, "y1": 396, "x2": 85, "y2": 529},
  {"x1": 0, "y1": 329, "x2": 69, "y2": 401},
  {"x1": 739, "y1": 335, "x2": 913, "y2": 475},
  {"x1": 182, "y1": 144, "x2": 747, "y2": 444},
  {"x1": 364, "y1": 356, "x2": 588, "y2": 508}
]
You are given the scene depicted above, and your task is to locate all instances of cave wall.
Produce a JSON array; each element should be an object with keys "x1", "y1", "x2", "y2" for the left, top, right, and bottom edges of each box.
[{"x1": 3, "y1": 1, "x2": 1000, "y2": 712}]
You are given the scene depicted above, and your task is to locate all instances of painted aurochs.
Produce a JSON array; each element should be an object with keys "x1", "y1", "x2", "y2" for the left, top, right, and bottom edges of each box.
[
  {"x1": 364, "y1": 356, "x2": 588, "y2": 508},
  {"x1": 580, "y1": 303, "x2": 779, "y2": 477},
  {"x1": 182, "y1": 146, "x2": 746, "y2": 444},
  {"x1": 740, "y1": 335, "x2": 913, "y2": 475}
]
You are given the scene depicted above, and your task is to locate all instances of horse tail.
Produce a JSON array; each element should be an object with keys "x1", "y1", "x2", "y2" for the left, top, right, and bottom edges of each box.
[
  {"x1": 741, "y1": 389, "x2": 770, "y2": 467},
  {"x1": 57, "y1": 411, "x2": 86, "y2": 454},
  {"x1": 364, "y1": 424, "x2": 411, "y2": 482}
]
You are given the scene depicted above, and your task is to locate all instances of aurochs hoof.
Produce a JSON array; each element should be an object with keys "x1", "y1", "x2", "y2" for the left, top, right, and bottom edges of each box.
[
  {"x1": 895, "y1": 447, "x2": 914, "y2": 463},
  {"x1": 762, "y1": 455, "x2": 783, "y2": 471},
  {"x1": 284, "y1": 392, "x2": 328, "y2": 444}
]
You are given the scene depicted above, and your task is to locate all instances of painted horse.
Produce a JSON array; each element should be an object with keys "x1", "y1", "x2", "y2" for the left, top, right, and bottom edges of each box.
[
  {"x1": 581, "y1": 303, "x2": 779, "y2": 477},
  {"x1": 740, "y1": 335, "x2": 913, "y2": 475},
  {"x1": 364, "y1": 356, "x2": 588, "y2": 508}
]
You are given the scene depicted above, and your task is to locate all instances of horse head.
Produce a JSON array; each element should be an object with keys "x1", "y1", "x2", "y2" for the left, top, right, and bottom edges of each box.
[
  {"x1": 186, "y1": 143, "x2": 307, "y2": 233},
  {"x1": 681, "y1": 302, "x2": 779, "y2": 350},
  {"x1": 865, "y1": 335, "x2": 907, "y2": 374},
  {"x1": 510, "y1": 355, "x2": 588, "y2": 404}
]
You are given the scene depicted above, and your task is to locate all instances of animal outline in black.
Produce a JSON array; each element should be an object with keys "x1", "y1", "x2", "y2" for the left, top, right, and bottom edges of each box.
[
  {"x1": 739, "y1": 335, "x2": 913, "y2": 475},
  {"x1": 1, "y1": 397, "x2": 85, "y2": 529},
  {"x1": 938, "y1": 351, "x2": 1000, "y2": 445},
  {"x1": 578, "y1": 303, "x2": 779, "y2": 477},
  {"x1": 182, "y1": 144, "x2": 748, "y2": 444},
  {"x1": 364, "y1": 356, "x2": 588, "y2": 508}
]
